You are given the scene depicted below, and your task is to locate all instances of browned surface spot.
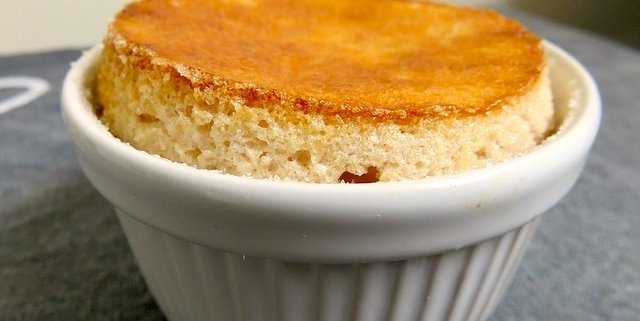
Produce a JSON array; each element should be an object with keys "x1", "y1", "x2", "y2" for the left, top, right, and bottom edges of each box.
[
  {"x1": 339, "y1": 166, "x2": 380, "y2": 184},
  {"x1": 112, "y1": 0, "x2": 543, "y2": 122}
]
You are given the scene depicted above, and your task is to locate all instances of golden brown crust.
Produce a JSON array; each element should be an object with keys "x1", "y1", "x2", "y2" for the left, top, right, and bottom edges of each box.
[{"x1": 110, "y1": 0, "x2": 544, "y2": 123}]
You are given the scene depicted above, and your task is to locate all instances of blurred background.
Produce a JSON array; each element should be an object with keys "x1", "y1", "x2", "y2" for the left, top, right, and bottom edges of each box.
[{"x1": 0, "y1": 0, "x2": 638, "y2": 55}]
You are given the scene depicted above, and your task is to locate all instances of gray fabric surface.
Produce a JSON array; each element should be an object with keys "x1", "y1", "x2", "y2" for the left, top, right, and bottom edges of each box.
[{"x1": 0, "y1": 8, "x2": 638, "y2": 321}]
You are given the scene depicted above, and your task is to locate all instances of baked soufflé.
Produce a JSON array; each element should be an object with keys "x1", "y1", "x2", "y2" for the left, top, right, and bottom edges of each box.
[{"x1": 95, "y1": 0, "x2": 553, "y2": 183}]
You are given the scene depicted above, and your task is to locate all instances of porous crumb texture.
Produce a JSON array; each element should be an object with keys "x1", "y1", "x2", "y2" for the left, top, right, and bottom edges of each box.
[{"x1": 96, "y1": 40, "x2": 553, "y2": 183}]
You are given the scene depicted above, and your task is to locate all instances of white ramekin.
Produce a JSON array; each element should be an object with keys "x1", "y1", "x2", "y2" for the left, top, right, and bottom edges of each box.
[{"x1": 61, "y1": 42, "x2": 600, "y2": 321}]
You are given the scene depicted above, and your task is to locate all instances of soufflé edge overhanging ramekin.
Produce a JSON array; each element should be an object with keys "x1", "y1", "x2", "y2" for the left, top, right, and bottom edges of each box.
[{"x1": 61, "y1": 41, "x2": 600, "y2": 321}]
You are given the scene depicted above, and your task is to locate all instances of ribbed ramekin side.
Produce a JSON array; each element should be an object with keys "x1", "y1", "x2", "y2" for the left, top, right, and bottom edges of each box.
[{"x1": 117, "y1": 209, "x2": 540, "y2": 321}]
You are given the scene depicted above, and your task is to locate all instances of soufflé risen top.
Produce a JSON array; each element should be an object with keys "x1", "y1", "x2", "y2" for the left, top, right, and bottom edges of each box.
[{"x1": 95, "y1": 0, "x2": 553, "y2": 183}]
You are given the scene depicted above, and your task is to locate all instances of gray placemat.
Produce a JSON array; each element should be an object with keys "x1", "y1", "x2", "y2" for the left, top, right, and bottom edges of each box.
[{"x1": 1, "y1": 8, "x2": 638, "y2": 321}]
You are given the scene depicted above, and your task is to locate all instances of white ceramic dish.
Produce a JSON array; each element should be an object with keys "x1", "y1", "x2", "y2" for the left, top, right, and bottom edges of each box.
[{"x1": 61, "y1": 41, "x2": 600, "y2": 321}]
